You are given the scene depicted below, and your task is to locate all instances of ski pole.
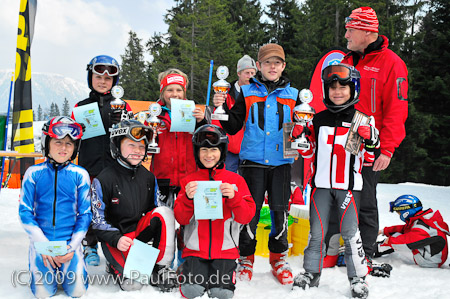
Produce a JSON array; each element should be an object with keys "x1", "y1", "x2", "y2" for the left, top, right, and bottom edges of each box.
[
  {"x1": 206, "y1": 60, "x2": 214, "y2": 107},
  {"x1": 0, "y1": 72, "x2": 14, "y2": 193}
]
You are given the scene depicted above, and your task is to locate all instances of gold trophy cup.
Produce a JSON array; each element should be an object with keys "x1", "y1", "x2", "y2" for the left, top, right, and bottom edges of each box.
[{"x1": 212, "y1": 66, "x2": 231, "y2": 121}]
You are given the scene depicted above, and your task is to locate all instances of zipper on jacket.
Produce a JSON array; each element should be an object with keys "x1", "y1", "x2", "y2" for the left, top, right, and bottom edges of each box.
[
  {"x1": 209, "y1": 220, "x2": 212, "y2": 259},
  {"x1": 371, "y1": 78, "x2": 376, "y2": 113},
  {"x1": 53, "y1": 167, "x2": 59, "y2": 226}
]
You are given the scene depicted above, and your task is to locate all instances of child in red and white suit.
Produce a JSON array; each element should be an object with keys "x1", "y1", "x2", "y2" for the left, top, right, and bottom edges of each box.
[
  {"x1": 377, "y1": 194, "x2": 450, "y2": 268},
  {"x1": 174, "y1": 124, "x2": 255, "y2": 299}
]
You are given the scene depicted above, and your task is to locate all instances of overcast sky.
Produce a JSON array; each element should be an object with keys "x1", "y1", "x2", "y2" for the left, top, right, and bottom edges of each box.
[{"x1": 0, "y1": 0, "x2": 174, "y2": 83}]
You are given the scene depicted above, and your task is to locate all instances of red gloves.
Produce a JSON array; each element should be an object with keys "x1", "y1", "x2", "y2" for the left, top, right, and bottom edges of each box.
[
  {"x1": 358, "y1": 122, "x2": 379, "y2": 147},
  {"x1": 290, "y1": 124, "x2": 311, "y2": 140}
]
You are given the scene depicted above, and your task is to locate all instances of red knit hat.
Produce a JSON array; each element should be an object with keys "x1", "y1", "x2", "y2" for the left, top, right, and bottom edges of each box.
[
  {"x1": 159, "y1": 74, "x2": 187, "y2": 93},
  {"x1": 345, "y1": 7, "x2": 379, "y2": 33}
]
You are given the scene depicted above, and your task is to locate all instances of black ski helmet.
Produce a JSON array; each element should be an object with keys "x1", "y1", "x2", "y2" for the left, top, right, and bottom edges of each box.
[
  {"x1": 86, "y1": 55, "x2": 120, "y2": 91},
  {"x1": 110, "y1": 119, "x2": 152, "y2": 167},
  {"x1": 41, "y1": 116, "x2": 84, "y2": 162},
  {"x1": 192, "y1": 124, "x2": 228, "y2": 169},
  {"x1": 322, "y1": 63, "x2": 361, "y2": 113}
]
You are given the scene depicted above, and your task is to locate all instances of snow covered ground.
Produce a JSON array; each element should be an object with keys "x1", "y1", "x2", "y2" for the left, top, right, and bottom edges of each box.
[{"x1": 0, "y1": 182, "x2": 449, "y2": 299}]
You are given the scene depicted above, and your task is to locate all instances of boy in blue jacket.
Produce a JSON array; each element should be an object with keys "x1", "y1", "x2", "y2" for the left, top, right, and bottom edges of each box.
[{"x1": 19, "y1": 116, "x2": 92, "y2": 298}]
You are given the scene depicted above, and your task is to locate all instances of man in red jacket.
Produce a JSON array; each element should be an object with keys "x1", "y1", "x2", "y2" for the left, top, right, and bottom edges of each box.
[
  {"x1": 341, "y1": 7, "x2": 409, "y2": 262},
  {"x1": 377, "y1": 195, "x2": 449, "y2": 268}
]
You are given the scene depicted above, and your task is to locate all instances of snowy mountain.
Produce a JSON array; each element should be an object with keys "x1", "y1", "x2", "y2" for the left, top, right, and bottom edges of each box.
[{"x1": 0, "y1": 70, "x2": 89, "y2": 114}]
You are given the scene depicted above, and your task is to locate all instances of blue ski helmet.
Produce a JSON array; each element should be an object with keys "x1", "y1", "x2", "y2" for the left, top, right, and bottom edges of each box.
[
  {"x1": 86, "y1": 55, "x2": 120, "y2": 91},
  {"x1": 389, "y1": 194, "x2": 423, "y2": 222},
  {"x1": 322, "y1": 63, "x2": 361, "y2": 113}
]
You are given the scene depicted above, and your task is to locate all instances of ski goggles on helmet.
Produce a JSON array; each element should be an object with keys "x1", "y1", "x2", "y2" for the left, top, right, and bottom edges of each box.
[
  {"x1": 193, "y1": 131, "x2": 227, "y2": 147},
  {"x1": 345, "y1": 17, "x2": 372, "y2": 26},
  {"x1": 389, "y1": 201, "x2": 422, "y2": 213},
  {"x1": 47, "y1": 122, "x2": 84, "y2": 140},
  {"x1": 322, "y1": 64, "x2": 359, "y2": 83},
  {"x1": 91, "y1": 63, "x2": 119, "y2": 76},
  {"x1": 128, "y1": 126, "x2": 153, "y2": 142}
]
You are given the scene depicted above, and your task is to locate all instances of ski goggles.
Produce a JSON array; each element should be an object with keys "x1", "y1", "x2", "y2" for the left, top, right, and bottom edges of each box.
[
  {"x1": 389, "y1": 201, "x2": 422, "y2": 213},
  {"x1": 129, "y1": 126, "x2": 153, "y2": 142},
  {"x1": 91, "y1": 63, "x2": 119, "y2": 76},
  {"x1": 193, "y1": 131, "x2": 227, "y2": 147},
  {"x1": 345, "y1": 17, "x2": 372, "y2": 26},
  {"x1": 47, "y1": 122, "x2": 84, "y2": 140},
  {"x1": 321, "y1": 64, "x2": 359, "y2": 83}
]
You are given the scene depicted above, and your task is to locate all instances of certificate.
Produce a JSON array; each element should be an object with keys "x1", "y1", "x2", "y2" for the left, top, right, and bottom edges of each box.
[
  {"x1": 123, "y1": 240, "x2": 160, "y2": 283},
  {"x1": 170, "y1": 98, "x2": 196, "y2": 133},
  {"x1": 72, "y1": 103, "x2": 106, "y2": 139},
  {"x1": 194, "y1": 181, "x2": 223, "y2": 220},
  {"x1": 34, "y1": 241, "x2": 67, "y2": 257}
]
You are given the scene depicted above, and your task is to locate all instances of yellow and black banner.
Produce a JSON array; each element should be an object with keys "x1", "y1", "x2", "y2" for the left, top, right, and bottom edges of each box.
[{"x1": 11, "y1": 0, "x2": 37, "y2": 175}]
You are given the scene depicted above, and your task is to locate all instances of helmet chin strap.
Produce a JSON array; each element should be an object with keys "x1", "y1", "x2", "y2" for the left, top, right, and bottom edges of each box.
[{"x1": 117, "y1": 153, "x2": 145, "y2": 169}]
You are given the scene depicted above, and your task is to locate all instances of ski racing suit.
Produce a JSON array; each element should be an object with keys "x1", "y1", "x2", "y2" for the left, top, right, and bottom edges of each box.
[
  {"x1": 380, "y1": 208, "x2": 450, "y2": 268},
  {"x1": 19, "y1": 161, "x2": 92, "y2": 298},
  {"x1": 299, "y1": 106, "x2": 375, "y2": 278},
  {"x1": 90, "y1": 160, "x2": 175, "y2": 277}
]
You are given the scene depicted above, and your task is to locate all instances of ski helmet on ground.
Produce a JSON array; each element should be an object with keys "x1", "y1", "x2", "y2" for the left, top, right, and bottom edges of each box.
[
  {"x1": 389, "y1": 194, "x2": 423, "y2": 222},
  {"x1": 322, "y1": 63, "x2": 361, "y2": 113},
  {"x1": 192, "y1": 124, "x2": 228, "y2": 169},
  {"x1": 110, "y1": 119, "x2": 152, "y2": 166},
  {"x1": 41, "y1": 116, "x2": 84, "y2": 162},
  {"x1": 86, "y1": 55, "x2": 120, "y2": 91}
]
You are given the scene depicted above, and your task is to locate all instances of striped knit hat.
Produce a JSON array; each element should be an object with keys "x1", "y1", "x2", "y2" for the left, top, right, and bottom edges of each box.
[{"x1": 345, "y1": 7, "x2": 379, "y2": 33}]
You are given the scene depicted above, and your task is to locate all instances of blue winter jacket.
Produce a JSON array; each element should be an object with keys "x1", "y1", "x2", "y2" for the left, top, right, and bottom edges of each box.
[{"x1": 222, "y1": 73, "x2": 299, "y2": 166}]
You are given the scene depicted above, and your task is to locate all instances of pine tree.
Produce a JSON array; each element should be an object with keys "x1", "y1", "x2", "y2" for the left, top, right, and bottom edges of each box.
[
  {"x1": 62, "y1": 98, "x2": 70, "y2": 116},
  {"x1": 148, "y1": 0, "x2": 241, "y2": 103},
  {"x1": 121, "y1": 30, "x2": 151, "y2": 101},
  {"x1": 401, "y1": 0, "x2": 450, "y2": 185},
  {"x1": 225, "y1": 0, "x2": 268, "y2": 58},
  {"x1": 37, "y1": 105, "x2": 42, "y2": 121}
]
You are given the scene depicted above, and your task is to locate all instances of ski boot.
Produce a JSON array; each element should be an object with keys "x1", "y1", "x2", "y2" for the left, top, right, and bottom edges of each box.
[
  {"x1": 269, "y1": 251, "x2": 293, "y2": 285},
  {"x1": 349, "y1": 276, "x2": 369, "y2": 298},
  {"x1": 151, "y1": 264, "x2": 178, "y2": 292},
  {"x1": 83, "y1": 244, "x2": 100, "y2": 266},
  {"x1": 236, "y1": 255, "x2": 254, "y2": 281},
  {"x1": 293, "y1": 272, "x2": 321, "y2": 289}
]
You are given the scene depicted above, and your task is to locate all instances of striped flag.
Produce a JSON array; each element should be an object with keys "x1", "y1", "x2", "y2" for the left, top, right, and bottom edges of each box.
[{"x1": 11, "y1": 0, "x2": 37, "y2": 176}]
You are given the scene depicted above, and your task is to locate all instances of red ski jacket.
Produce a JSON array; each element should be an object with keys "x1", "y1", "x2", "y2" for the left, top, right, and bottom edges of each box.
[
  {"x1": 383, "y1": 209, "x2": 450, "y2": 267},
  {"x1": 342, "y1": 35, "x2": 408, "y2": 158},
  {"x1": 174, "y1": 167, "x2": 255, "y2": 260},
  {"x1": 150, "y1": 108, "x2": 197, "y2": 188}
]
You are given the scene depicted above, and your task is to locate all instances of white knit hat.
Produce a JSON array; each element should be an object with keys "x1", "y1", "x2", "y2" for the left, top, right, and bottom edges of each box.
[{"x1": 237, "y1": 55, "x2": 257, "y2": 73}]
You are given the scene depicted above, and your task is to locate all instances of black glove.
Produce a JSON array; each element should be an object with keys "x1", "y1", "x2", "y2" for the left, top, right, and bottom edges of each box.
[{"x1": 110, "y1": 110, "x2": 123, "y2": 125}]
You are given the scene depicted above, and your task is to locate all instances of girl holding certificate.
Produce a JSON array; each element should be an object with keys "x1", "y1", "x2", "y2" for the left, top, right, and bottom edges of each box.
[
  {"x1": 174, "y1": 124, "x2": 255, "y2": 299},
  {"x1": 150, "y1": 68, "x2": 206, "y2": 207}
]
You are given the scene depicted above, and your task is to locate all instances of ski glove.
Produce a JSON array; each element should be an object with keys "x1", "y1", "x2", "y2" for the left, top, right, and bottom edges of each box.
[
  {"x1": 357, "y1": 117, "x2": 379, "y2": 148},
  {"x1": 290, "y1": 124, "x2": 311, "y2": 140}
]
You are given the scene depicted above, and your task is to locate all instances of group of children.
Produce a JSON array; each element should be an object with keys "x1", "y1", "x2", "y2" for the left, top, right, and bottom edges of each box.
[{"x1": 18, "y1": 40, "x2": 448, "y2": 299}]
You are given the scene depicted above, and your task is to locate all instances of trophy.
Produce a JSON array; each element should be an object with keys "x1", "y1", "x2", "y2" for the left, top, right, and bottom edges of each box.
[
  {"x1": 110, "y1": 85, "x2": 128, "y2": 121},
  {"x1": 211, "y1": 66, "x2": 231, "y2": 121},
  {"x1": 291, "y1": 89, "x2": 315, "y2": 150},
  {"x1": 147, "y1": 103, "x2": 162, "y2": 154}
]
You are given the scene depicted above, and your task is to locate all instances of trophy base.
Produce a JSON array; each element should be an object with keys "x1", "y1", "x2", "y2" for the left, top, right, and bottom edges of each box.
[
  {"x1": 148, "y1": 147, "x2": 160, "y2": 154},
  {"x1": 211, "y1": 113, "x2": 229, "y2": 121},
  {"x1": 291, "y1": 142, "x2": 310, "y2": 150}
]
